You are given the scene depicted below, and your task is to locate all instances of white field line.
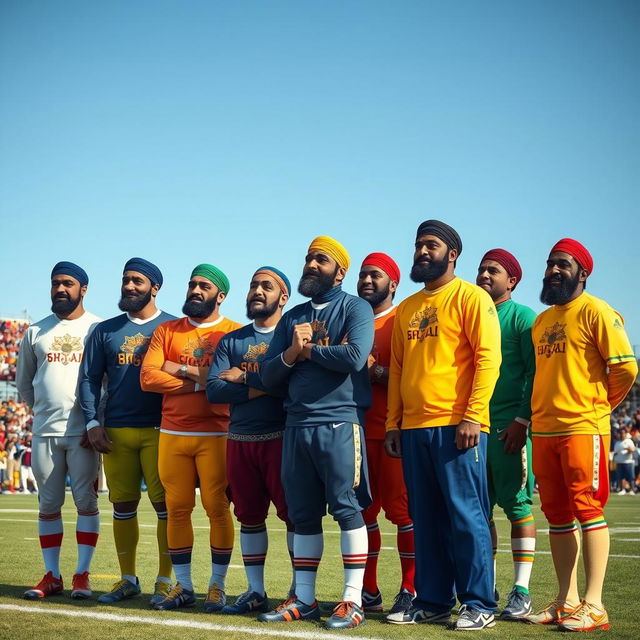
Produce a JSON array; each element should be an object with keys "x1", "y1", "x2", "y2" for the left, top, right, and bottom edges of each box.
[{"x1": 0, "y1": 604, "x2": 384, "y2": 640}]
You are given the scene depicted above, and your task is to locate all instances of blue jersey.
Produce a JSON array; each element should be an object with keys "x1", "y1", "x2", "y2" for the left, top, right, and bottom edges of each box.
[
  {"x1": 261, "y1": 286, "x2": 374, "y2": 427},
  {"x1": 207, "y1": 322, "x2": 286, "y2": 436},
  {"x1": 79, "y1": 310, "x2": 176, "y2": 428}
]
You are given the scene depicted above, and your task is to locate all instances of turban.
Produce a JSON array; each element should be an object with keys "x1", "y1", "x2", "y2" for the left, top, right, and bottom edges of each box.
[
  {"x1": 361, "y1": 252, "x2": 401, "y2": 284},
  {"x1": 308, "y1": 236, "x2": 350, "y2": 271},
  {"x1": 124, "y1": 257, "x2": 163, "y2": 288},
  {"x1": 191, "y1": 263, "x2": 230, "y2": 294},
  {"x1": 481, "y1": 249, "x2": 522, "y2": 289},
  {"x1": 550, "y1": 238, "x2": 593, "y2": 275},
  {"x1": 416, "y1": 220, "x2": 463, "y2": 256},
  {"x1": 51, "y1": 261, "x2": 89, "y2": 287},
  {"x1": 253, "y1": 266, "x2": 291, "y2": 295}
]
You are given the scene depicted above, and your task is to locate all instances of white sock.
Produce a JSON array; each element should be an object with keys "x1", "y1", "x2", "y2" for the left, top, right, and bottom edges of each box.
[
  {"x1": 174, "y1": 564, "x2": 193, "y2": 591},
  {"x1": 340, "y1": 525, "x2": 368, "y2": 606},
  {"x1": 38, "y1": 513, "x2": 63, "y2": 578},
  {"x1": 76, "y1": 511, "x2": 100, "y2": 574},
  {"x1": 294, "y1": 533, "x2": 323, "y2": 605},
  {"x1": 512, "y1": 537, "x2": 536, "y2": 591}
]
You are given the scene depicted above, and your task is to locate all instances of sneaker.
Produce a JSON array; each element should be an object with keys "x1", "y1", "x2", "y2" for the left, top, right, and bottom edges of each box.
[
  {"x1": 387, "y1": 604, "x2": 451, "y2": 625},
  {"x1": 153, "y1": 583, "x2": 196, "y2": 610},
  {"x1": 557, "y1": 600, "x2": 610, "y2": 632},
  {"x1": 526, "y1": 599, "x2": 578, "y2": 625},
  {"x1": 222, "y1": 590, "x2": 269, "y2": 614},
  {"x1": 617, "y1": 489, "x2": 627, "y2": 495},
  {"x1": 24, "y1": 572, "x2": 64, "y2": 599},
  {"x1": 499, "y1": 587, "x2": 532, "y2": 620},
  {"x1": 71, "y1": 572, "x2": 92, "y2": 599},
  {"x1": 97, "y1": 578, "x2": 141, "y2": 604},
  {"x1": 149, "y1": 580, "x2": 172, "y2": 607},
  {"x1": 203, "y1": 582, "x2": 226, "y2": 613},
  {"x1": 385, "y1": 589, "x2": 416, "y2": 623},
  {"x1": 452, "y1": 604, "x2": 496, "y2": 630},
  {"x1": 324, "y1": 601, "x2": 365, "y2": 629},
  {"x1": 258, "y1": 597, "x2": 320, "y2": 623},
  {"x1": 362, "y1": 589, "x2": 383, "y2": 612}
]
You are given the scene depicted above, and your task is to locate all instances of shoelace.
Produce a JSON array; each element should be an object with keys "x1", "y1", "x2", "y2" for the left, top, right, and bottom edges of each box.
[
  {"x1": 332, "y1": 602, "x2": 352, "y2": 618},
  {"x1": 275, "y1": 596, "x2": 297, "y2": 612},
  {"x1": 207, "y1": 584, "x2": 223, "y2": 602},
  {"x1": 166, "y1": 584, "x2": 184, "y2": 599},
  {"x1": 109, "y1": 579, "x2": 131, "y2": 592},
  {"x1": 564, "y1": 602, "x2": 600, "y2": 622},
  {"x1": 235, "y1": 591, "x2": 255, "y2": 605}
]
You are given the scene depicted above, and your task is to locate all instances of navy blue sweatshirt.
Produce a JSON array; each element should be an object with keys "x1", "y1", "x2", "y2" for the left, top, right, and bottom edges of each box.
[
  {"x1": 207, "y1": 322, "x2": 286, "y2": 435},
  {"x1": 261, "y1": 286, "x2": 373, "y2": 427},
  {"x1": 79, "y1": 310, "x2": 175, "y2": 428}
]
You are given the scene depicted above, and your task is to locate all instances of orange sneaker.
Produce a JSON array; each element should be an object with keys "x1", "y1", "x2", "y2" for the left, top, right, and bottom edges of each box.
[
  {"x1": 558, "y1": 601, "x2": 610, "y2": 632},
  {"x1": 24, "y1": 572, "x2": 64, "y2": 599},
  {"x1": 526, "y1": 599, "x2": 578, "y2": 625},
  {"x1": 71, "y1": 572, "x2": 92, "y2": 599}
]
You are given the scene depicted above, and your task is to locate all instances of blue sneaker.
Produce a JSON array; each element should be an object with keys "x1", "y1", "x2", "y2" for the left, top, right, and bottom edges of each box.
[
  {"x1": 153, "y1": 583, "x2": 196, "y2": 610},
  {"x1": 222, "y1": 590, "x2": 269, "y2": 614},
  {"x1": 258, "y1": 597, "x2": 320, "y2": 622},
  {"x1": 149, "y1": 580, "x2": 173, "y2": 607},
  {"x1": 203, "y1": 582, "x2": 226, "y2": 613},
  {"x1": 324, "y1": 601, "x2": 365, "y2": 629},
  {"x1": 97, "y1": 578, "x2": 141, "y2": 604},
  {"x1": 362, "y1": 589, "x2": 383, "y2": 612}
]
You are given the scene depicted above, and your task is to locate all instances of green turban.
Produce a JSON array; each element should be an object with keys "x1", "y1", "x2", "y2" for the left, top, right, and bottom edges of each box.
[{"x1": 191, "y1": 263, "x2": 230, "y2": 294}]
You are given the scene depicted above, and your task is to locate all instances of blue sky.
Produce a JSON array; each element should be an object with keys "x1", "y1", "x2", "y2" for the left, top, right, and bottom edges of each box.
[{"x1": 1, "y1": 1, "x2": 638, "y2": 348}]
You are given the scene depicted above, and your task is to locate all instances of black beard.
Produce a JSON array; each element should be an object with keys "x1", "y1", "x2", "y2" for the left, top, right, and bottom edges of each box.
[
  {"x1": 297, "y1": 268, "x2": 337, "y2": 298},
  {"x1": 246, "y1": 297, "x2": 280, "y2": 320},
  {"x1": 182, "y1": 296, "x2": 217, "y2": 319},
  {"x1": 410, "y1": 255, "x2": 449, "y2": 284},
  {"x1": 118, "y1": 289, "x2": 152, "y2": 312},
  {"x1": 540, "y1": 271, "x2": 581, "y2": 306},
  {"x1": 359, "y1": 282, "x2": 391, "y2": 309},
  {"x1": 51, "y1": 294, "x2": 81, "y2": 315}
]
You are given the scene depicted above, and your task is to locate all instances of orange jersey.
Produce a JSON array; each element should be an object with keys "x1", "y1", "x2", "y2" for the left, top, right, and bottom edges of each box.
[
  {"x1": 365, "y1": 306, "x2": 396, "y2": 440},
  {"x1": 141, "y1": 316, "x2": 242, "y2": 433},
  {"x1": 531, "y1": 292, "x2": 637, "y2": 436}
]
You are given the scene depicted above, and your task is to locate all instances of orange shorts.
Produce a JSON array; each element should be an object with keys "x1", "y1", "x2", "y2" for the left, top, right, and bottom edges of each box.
[{"x1": 532, "y1": 433, "x2": 610, "y2": 526}]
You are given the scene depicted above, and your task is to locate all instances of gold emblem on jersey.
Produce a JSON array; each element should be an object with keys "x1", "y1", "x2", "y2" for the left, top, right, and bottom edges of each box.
[
  {"x1": 407, "y1": 307, "x2": 439, "y2": 341},
  {"x1": 537, "y1": 322, "x2": 567, "y2": 358},
  {"x1": 311, "y1": 319, "x2": 330, "y2": 346},
  {"x1": 183, "y1": 336, "x2": 216, "y2": 359},
  {"x1": 48, "y1": 334, "x2": 83, "y2": 365},
  {"x1": 244, "y1": 342, "x2": 269, "y2": 362},
  {"x1": 120, "y1": 333, "x2": 150, "y2": 353}
]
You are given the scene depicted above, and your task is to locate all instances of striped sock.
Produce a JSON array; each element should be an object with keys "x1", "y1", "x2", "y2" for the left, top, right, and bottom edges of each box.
[
  {"x1": 240, "y1": 523, "x2": 268, "y2": 596},
  {"x1": 76, "y1": 510, "x2": 100, "y2": 574},
  {"x1": 210, "y1": 545, "x2": 233, "y2": 589},
  {"x1": 549, "y1": 521, "x2": 579, "y2": 536},
  {"x1": 294, "y1": 533, "x2": 323, "y2": 605},
  {"x1": 113, "y1": 509, "x2": 138, "y2": 579},
  {"x1": 363, "y1": 521, "x2": 380, "y2": 594},
  {"x1": 341, "y1": 525, "x2": 368, "y2": 606},
  {"x1": 580, "y1": 516, "x2": 608, "y2": 534},
  {"x1": 39, "y1": 512, "x2": 63, "y2": 578},
  {"x1": 511, "y1": 536, "x2": 535, "y2": 592},
  {"x1": 397, "y1": 523, "x2": 415, "y2": 593},
  {"x1": 155, "y1": 509, "x2": 172, "y2": 581},
  {"x1": 170, "y1": 546, "x2": 193, "y2": 591}
]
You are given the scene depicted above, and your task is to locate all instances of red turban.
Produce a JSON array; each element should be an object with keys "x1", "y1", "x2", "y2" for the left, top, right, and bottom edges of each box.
[
  {"x1": 361, "y1": 252, "x2": 401, "y2": 284},
  {"x1": 481, "y1": 249, "x2": 523, "y2": 290},
  {"x1": 550, "y1": 238, "x2": 593, "y2": 275}
]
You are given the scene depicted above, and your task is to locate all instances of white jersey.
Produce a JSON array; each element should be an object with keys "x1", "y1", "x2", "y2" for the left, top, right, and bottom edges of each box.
[{"x1": 16, "y1": 311, "x2": 101, "y2": 437}]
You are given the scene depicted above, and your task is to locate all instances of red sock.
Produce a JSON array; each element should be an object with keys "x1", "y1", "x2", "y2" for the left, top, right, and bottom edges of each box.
[
  {"x1": 363, "y1": 521, "x2": 381, "y2": 594},
  {"x1": 397, "y1": 523, "x2": 415, "y2": 593}
]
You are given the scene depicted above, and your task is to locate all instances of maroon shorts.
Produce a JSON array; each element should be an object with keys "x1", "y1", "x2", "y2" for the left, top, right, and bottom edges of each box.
[{"x1": 227, "y1": 435, "x2": 291, "y2": 527}]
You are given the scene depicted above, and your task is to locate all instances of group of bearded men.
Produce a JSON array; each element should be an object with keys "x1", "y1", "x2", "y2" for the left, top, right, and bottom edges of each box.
[{"x1": 15, "y1": 219, "x2": 637, "y2": 632}]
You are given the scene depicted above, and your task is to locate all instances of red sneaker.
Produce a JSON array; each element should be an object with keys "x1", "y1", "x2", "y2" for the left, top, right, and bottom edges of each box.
[
  {"x1": 24, "y1": 572, "x2": 64, "y2": 599},
  {"x1": 71, "y1": 572, "x2": 92, "y2": 599}
]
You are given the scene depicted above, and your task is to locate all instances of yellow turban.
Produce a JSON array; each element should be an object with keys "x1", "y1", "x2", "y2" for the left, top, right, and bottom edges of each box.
[{"x1": 308, "y1": 236, "x2": 351, "y2": 271}]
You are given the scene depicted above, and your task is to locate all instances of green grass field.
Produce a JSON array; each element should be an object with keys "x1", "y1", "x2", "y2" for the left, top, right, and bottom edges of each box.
[{"x1": 0, "y1": 492, "x2": 638, "y2": 639}]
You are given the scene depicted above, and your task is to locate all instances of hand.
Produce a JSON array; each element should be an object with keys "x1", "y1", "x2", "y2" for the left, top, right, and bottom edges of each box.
[
  {"x1": 218, "y1": 367, "x2": 245, "y2": 383},
  {"x1": 455, "y1": 420, "x2": 481, "y2": 450},
  {"x1": 86, "y1": 426, "x2": 113, "y2": 454},
  {"x1": 291, "y1": 323, "x2": 313, "y2": 353},
  {"x1": 299, "y1": 343, "x2": 315, "y2": 361},
  {"x1": 161, "y1": 361, "x2": 181, "y2": 376},
  {"x1": 499, "y1": 420, "x2": 528, "y2": 454},
  {"x1": 384, "y1": 429, "x2": 402, "y2": 458}
]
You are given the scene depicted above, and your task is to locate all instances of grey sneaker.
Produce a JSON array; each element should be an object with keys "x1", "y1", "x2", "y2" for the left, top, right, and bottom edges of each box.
[
  {"x1": 500, "y1": 587, "x2": 532, "y2": 620},
  {"x1": 451, "y1": 604, "x2": 496, "y2": 630},
  {"x1": 387, "y1": 604, "x2": 451, "y2": 625},
  {"x1": 361, "y1": 589, "x2": 383, "y2": 612},
  {"x1": 385, "y1": 589, "x2": 415, "y2": 622}
]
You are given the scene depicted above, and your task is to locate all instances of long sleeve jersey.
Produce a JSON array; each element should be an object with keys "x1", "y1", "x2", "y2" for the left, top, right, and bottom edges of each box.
[
  {"x1": 79, "y1": 310, "x2": 176, "y2": 429},
  {"x1": 140, "y1": 315, "x2": 241, "y2": 433},
  {"x1": 489, "y1": 299, "x2": 537, "y2": 428},
  {"x1": 206, "y1": 322, "x2": 286, "y2": 436},
  {"x1": 261, "y1": 286, "x2": 374, "y2": 427},
  {"x1": 531, "y1": 292, "x2": 638, "y2": 436},
  {"x1": 386, "y1": 278, "x2": 501, "y2": 432},
  {"x1": 15, "y1": 312, "x2": 101, "y2": 437}
]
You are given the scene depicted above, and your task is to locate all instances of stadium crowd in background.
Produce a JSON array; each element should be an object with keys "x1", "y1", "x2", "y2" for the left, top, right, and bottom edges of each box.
[
  {"x1": 610, "y1": 403, "x2": 640, "y2": 494},
  {"x1": 0, "y1": 319, "x2": 29, "y2": 381},
  {"x1": 0, "y1": 397, "x2": 35, "y2": 493}
]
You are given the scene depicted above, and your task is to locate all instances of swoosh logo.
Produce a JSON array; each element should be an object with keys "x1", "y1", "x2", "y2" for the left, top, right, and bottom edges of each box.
[{"x1": 331, "y1": 422, "x2": 346, "y2": 429}]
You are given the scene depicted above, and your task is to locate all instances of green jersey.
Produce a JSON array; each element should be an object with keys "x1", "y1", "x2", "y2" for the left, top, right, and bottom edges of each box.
[{"x1": 489, "y1": 299, "x2": 536, "y2": 428}]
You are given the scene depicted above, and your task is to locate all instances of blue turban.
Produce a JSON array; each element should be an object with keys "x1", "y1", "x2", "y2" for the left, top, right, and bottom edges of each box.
[
  {"x1": 124, "y1": 257, "x2": 163, "y2": 288},
  {"x1": 253, "y1": 266, "x2": 291, "y2": 296},
  {"x1": 51, "y1": 262, "x2": 89, "y2": 287}
]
